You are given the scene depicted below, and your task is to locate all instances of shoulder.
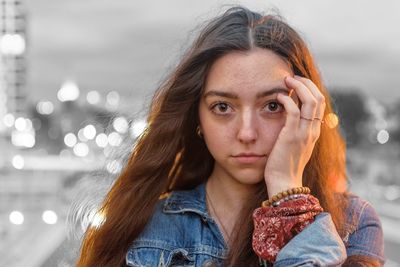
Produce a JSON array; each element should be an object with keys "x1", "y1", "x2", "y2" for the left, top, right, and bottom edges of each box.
[
  {"x1": 343, "y1": 193, "x2": 385, "y2": 265},
  {"x1": 344, "y1": 193, "x2": 382, "y2": 235},
  {"x1": 346, "y1": 193, "x2": 378, "y2": 222}
]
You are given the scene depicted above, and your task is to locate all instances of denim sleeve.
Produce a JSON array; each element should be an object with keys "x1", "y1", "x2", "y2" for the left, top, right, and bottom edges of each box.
[
  {"x1": 274, "y1": 212, "x2": 346, "y2": 267},
  {"x1": 345, "y1": 200, "x2": 385, "y2": 265}
]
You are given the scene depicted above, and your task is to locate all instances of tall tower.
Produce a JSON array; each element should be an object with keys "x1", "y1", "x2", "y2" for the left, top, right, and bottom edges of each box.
[{"x1": 0, "y1": 0, "x2": 27, "y2": 132}]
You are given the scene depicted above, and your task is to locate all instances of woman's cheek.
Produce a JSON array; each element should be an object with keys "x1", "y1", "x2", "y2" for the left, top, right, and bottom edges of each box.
[
  {"x1": 262, "y1": 120, "x2": 285, "y2": 146},
  {"x1": 202, "y1": 119, "x2": 228, "y2": 142}
]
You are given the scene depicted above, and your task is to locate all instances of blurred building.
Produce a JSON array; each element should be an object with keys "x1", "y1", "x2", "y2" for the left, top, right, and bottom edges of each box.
[{"x1": 0, "y1": 0, "x2": 27, "y2": 131}]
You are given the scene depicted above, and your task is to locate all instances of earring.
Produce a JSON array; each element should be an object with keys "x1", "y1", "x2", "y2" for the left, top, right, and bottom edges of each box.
[{"x1": 196, "y1": 126, "x2": 203, "y2": 138}]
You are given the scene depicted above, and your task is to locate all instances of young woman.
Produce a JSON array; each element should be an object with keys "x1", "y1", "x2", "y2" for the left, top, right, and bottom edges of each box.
[{"x1": 76, "y1": 6, "x2": 384, "y2": 267}]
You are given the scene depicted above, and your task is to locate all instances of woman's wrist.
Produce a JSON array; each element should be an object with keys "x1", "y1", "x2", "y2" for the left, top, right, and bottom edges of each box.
[
  {"x1": 262, "y1": 186, "x2": 310, "y2": 207},
  {"x1": 265, "y1": 178, "x2": 303, "y2": 197}
]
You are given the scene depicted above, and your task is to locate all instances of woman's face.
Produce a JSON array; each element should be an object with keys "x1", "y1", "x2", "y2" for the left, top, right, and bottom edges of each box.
[{"x1": 199, "y1": 48, "x2": 295, "y2": 186}]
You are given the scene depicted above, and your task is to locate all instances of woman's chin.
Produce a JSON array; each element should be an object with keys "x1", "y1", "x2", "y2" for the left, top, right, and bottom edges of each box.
[{"x1": 231, "y1": 169, "x2": 265, "y2": 185}]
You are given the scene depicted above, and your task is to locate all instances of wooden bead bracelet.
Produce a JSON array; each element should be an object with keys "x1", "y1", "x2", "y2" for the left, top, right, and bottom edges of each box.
[{"x1": 261, "y1": 186, "x2": 311, "y2": 207}]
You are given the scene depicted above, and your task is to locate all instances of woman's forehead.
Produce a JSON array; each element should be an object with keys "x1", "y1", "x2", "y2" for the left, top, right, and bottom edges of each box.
[{"x1": 204, "y1": 48, "x2": 293, "y2": 94}]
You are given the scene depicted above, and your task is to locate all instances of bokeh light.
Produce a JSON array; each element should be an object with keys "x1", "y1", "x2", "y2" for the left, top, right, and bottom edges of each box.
[
  {"x1": 14, "y1": 117, "x2": 27, "y2": 131},
  {"x1": 324, "y1": 113, "x2": 339, "y2": 129},
  {"x1": 377, "y1": 129, "x2": 389, "y2": 144},
  {"x1": 130, "y1": 120, "x2": 147, "y2": 138},
  {"x1": 12, "y1": 155, "x2": 24, "y2": 169},
  {"x1": 73, "y1": 143, "x2": 89, "y2": 157},
  {"x1": 9, "y1": 211, "x2": 24, "y2": 225},
  {"x1": 113, "y1": 117, "x2": 129, "y2": 134},
  {"x1": 0, "y1": 33, "x2": 26, "y2": 55},
  {"x1": 3, "y1": 113, "x2": 15, "y2": 127},
  {"x1": 77, "y1": 128, "x2": 88, "y2": 142},
  {"x1": 86, "y1": 90, "x2": 101, "y2": 105},
  {"x1": 57, "y1": 80, "x2": 80, "y2": 102},
  {"x1": 42, "y1": 210, "x2": 58, "y2": 225},
  {"x1": 106, "y1": 91, "x2": 120, "y2": 106},
  {"x1": 11, "y1": 131, "x2": 35, "y2": 148},
  {"x1": 95, "y1": 133, "x2": 108, "y2": 148},
  {"x1": 36, "y1": 101, "x2": 54, "y2": 115},
  {"x1": 83, "y1": 125, "x2": 96, "y2": 140},
  {"x1": 64, "y1": 133, "x2": 77, "y2": 147},
  {"x1": 108, "y1": 132, "x2": 122, "y2": 147},
  {"x1": 385, "y1": 186, "x2": 400, "y2": 201}
]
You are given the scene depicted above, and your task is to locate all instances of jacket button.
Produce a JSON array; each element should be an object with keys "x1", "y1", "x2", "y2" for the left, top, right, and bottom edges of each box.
[{"x1": 202, "y1": 259, "x2": 217, "y2": 267}]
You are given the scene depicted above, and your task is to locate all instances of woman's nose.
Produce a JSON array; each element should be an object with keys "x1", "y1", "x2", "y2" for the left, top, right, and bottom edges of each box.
[{"x1": 237, "y1": 110, "x2": 258, "y2": 143}]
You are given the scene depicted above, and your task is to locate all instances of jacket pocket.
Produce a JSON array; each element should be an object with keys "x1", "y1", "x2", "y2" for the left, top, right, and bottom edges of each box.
[
  {"x1": 126, "y1": 244, "x2": 195, "y2": 267},
  {"x1": 168, "y1": 248, "x2": 195, "y2": 266}
]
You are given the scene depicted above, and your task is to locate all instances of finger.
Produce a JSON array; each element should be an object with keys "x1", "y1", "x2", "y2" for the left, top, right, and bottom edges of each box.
[
  {"x1": 276, "y1": 93, "x2": 300, "y2": 133},
  {"x1": 288, "y1": 88, "x2": 301, "y2": 108},
  {"x1": 293, "y1": 76, "x2": 326, "y2": 120},
  {"x1": 285, "y1": 76, "x2": 317, "y2": 132},
  {"x1": 293, "y1": 76, "x2": 325, "y2": 141}
]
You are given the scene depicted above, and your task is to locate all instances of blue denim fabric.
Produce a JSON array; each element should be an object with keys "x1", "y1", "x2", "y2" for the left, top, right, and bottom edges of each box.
[{"x1": 126, "y1": 183, "x2": 385, "y2": 266}]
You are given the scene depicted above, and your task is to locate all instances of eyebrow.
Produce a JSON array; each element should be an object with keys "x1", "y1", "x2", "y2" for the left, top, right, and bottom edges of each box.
[{"x1": 203, "y1": 88, "x2": 289, "y2": 99}]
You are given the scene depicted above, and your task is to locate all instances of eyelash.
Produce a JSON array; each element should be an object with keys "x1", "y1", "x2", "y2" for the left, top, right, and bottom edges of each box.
[
  {"x1": 209, "y1": 100, "x2": 284, "y2": 116},
  {"x1": 210, "y1": 102, "x2": 232, "y2": 115},
  {"x1": 263, "y1": 100, "x2": 285, "y2": 114}
]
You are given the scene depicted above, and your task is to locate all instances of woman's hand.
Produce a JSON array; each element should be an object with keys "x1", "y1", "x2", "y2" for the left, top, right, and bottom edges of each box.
[{"x1": 264, "y1": 75, "x2": 326, "y2": 197}]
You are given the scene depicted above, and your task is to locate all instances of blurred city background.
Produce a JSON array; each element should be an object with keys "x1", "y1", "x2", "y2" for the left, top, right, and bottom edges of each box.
[{"x1": 0, "y1": 0, "x2": 399, "y2": 266}]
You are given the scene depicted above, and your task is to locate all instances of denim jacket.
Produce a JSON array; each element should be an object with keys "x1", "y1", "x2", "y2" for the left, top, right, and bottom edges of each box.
[{"x1": 126, "y1": 183, "x2": 385, "y2": 266}]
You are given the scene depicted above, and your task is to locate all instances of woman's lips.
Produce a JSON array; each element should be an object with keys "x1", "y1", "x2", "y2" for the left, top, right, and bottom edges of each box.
[{"x1": 232, "y1": 153, "x2": 266, "y2": 164}]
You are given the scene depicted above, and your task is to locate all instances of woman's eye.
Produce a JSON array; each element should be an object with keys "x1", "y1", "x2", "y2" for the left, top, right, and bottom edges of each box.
[
  {"x1": 264, "y1": 101, "x2": 284, "y2": 113},
  {"x1": 211, "y1": 102, "x2": 232, "y2": 114}
]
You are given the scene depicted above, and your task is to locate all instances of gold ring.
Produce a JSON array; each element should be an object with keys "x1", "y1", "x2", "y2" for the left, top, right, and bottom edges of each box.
[
  {"x1": 314, "y1": 117, "x2": 325, "y2": 124},
  {"x1": 300, "y1": 116, "x2": 313, "y2": 122}
]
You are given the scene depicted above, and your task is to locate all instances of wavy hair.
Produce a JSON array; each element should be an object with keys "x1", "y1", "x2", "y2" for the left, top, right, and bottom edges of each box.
[{"x1": 76, "y1": 6, "x2": 348, "y2": 266}]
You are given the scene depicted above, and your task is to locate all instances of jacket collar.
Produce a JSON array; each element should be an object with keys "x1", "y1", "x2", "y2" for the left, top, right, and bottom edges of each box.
[{"x1": 163, "y1": 182, "x2": 214, "y2": 222}]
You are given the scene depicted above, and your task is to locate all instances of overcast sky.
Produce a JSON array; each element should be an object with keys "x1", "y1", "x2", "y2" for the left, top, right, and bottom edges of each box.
[{"x1": 24, "y1": 0, "x2": 400, "y2": 108}]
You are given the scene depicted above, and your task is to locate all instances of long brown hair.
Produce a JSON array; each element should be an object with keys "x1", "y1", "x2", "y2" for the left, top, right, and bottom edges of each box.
[{"x1": 76, "y1": 6, "x2": 348, "y2": 266}]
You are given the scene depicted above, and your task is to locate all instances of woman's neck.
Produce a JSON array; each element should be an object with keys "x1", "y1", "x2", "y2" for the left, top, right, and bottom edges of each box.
[
  {"x1": 205, "y1": 171, "x2": 258, "y2": 244},
  {"x1": 206, "y1": 174, "x2": 256, "y2": 214}
]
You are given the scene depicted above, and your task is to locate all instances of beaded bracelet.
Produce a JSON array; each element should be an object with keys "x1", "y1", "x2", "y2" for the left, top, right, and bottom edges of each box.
[
  {"x1": 261, "y1": 186, "x2": 310, "y2": 207},
  {"x1": 271, "y1": 193, "x2": 308, "y2": 207}
]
